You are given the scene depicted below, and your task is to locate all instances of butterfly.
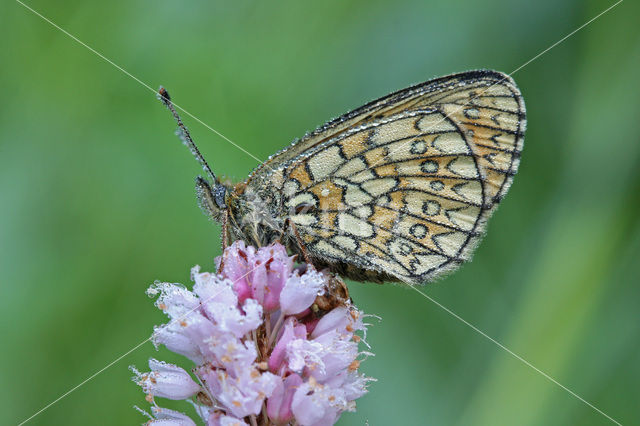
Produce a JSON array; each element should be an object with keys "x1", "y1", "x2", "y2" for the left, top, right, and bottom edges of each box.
[{"x1": 159, "y1": 70, "x2": 525, "y2": 286}]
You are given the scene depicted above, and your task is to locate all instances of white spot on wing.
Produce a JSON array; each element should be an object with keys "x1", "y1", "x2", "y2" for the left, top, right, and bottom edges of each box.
[
  {"x1": 338, "y1": 213, "x2": 374, "y2": 237},
  {"x1": 307, "y1": 146, "x2": 342, "y2": 180},
  {"x1": 362, "y1": 178, "x2": 396, "y2": 197},
  {"x1": 417, "y1": 113, "x2": 456, "y2": 133},
  {"x1": 431, "y1": 133, "x2": 470, "y2": 154},
  {"x1": 291, "y1": 214, "x2": 317, "y2": 226},
  {"x1": 344, "y1": 184, "x2": 373, "y2": 207},
  {"x1": 335, "y1": 157, "x2": 367, "y2": 178},
  {"x1": 446, "y1": 206, "x2": 480, "y2": 231},
  {"x1": 432, "y1": 232, "x2": 466, "y2": 257},
  {"x1": 314, "y1": 240, "x2": 346, "y2": 259},
  {"x1": 350, "y1": 169, "x2": 376, "y2": 183},
  {"x1": 353, "y1": 205, "x2": 373, "y2": 219},
  {"x1": 412, "y1": 253, "x2": 447, "y2": 275},
  {"x1": 447, "y1": 157, "x2": 479, "y2": 178},
  {"x1": 333, "y1": 235, "x2": 357, "y2": 251},
  {"x1": 283, "y1": 180, "x2": 299, "y2": 197},
  {"x1": 452, "y1": 181, "x2": 483, "y2": 204},
  {"x1": 370, "y1": 116, "x2": 420, "y2": 144},
  {"x1": 286, "y1": 193, "x2": 316, "y2": 209}
]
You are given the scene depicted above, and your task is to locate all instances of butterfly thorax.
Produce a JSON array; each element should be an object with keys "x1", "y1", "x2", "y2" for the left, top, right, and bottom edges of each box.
[{"x1": 226, "y1": 182, "x2": 287, "y2": 248}]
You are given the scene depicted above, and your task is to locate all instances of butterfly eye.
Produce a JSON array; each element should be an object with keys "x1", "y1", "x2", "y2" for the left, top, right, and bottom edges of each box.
[{"x1": 213, "y1": 185, "x2": 227, "y2": 209}]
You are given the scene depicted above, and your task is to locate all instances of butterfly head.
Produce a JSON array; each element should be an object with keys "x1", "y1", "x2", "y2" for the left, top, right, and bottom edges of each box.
[{"x1": 194, "y1": 176, "x2": 230, "y2": 223}]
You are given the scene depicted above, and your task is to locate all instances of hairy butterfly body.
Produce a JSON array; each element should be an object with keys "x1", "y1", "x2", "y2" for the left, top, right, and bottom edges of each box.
[{"x1": 160, "y1": 70, "x2": 525, "y2": 285}]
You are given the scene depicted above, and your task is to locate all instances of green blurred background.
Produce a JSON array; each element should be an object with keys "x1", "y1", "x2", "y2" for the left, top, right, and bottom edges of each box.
[{"x1": 1, "y1": 0, "x2": 639, "y2": 424}]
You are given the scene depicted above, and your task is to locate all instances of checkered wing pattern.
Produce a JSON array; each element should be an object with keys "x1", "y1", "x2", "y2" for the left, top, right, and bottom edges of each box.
[{"x1": 248, "y1": 70, "x2": 525, "y2": 284}]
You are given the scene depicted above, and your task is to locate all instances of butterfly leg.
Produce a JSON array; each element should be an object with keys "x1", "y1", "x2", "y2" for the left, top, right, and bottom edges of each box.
[
  {"x1": 218, "y1": 209, "x2": 230, "y2": 273},
  {"x1": 285, "y1": 218, "x2": 313, "y2": 265}
]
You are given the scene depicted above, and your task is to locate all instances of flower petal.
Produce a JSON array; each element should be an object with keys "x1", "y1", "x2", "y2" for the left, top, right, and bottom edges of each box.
[
  {"x1": 133, "y1": 359, "x2": 201, "y2": 400},
  {"x1": 149, "y1": 406, "x2": 198, "y2": 426},
  {"x1": 291, "y1": 381, "x2": 341, "y2": 426},
  {"x1": 207, "y1": 411, "x2": 249, "y2": 426},
  {"x1": 266, "y1": 373, "x2": 303, "y2": 423},
  {"x1": 269, "y1": 318, "x2": 296, "y2": 372},
  {"x1": 280, "y1": 270, "x2": 325, "y2": 315}
]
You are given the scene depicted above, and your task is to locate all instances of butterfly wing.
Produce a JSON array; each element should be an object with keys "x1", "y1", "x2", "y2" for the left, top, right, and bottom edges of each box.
[{"x1": 246, "y1": 70, "x2": 525, "y2": 284}]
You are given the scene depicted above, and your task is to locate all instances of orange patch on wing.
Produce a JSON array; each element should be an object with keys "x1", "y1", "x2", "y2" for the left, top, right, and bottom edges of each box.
[
  {"x1": 314, "y1": 228, "x2": 333, "y2": 238},
  {"x1": 309, "y1": 181, "x2": 346, "y2": 211},
  {"x1": 317, "y1": 212, "x2": 337, "y2": 233},
  {"x1": 368, "y1": 227, "x2": 395, "y2": 254},
  {"x1": 473, "y1": 145, "x2": 513, "y2": 171},
  {"x1": 388, "y1": 191, "x2": 405, "y2": 208},
  {"x1": 402, "y1": 218, "x2": 437, "y2": 249},
  {"x1": 374, "y1": 164, "x2": 397, "y2": 177},
  {"x1": 370, "y1": 205, "x2": 400, "y2": 230},
  {"x1": 483, "y1": 169, "x2": 510, "y2": 200},
  {"x1": 290, "y1": 163, "x2": 313, "y2": 188},
  {"x1": 340, "y1": 130, "x2": 371, "y2": 159},
  {"x1": 467, "y1": 124, "x2": 517, "y2": 151},
  {"x1": 459, "y1": 108, "x2": 520, "y2": 133},
  {"x1": 397, "y1": 177, "x2": 412, "y2": 190},
  {"x1": 364, "y1": 147, "x2": 386, "y2": 167},
  {"x1": 358, "y1": 238, "x2": 387, "y2": 259}
]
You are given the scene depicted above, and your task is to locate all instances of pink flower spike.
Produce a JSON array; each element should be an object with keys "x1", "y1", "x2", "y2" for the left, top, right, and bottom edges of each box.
[
  {"x1": 132, "y1": 359, "x2": 201, "y2": 400},
  {"x1": 137, "y1": 242, "x2": 374, "y2": 426},
  {"x1": 267, "y1": 373, "x2": 303, "y2": 423}
]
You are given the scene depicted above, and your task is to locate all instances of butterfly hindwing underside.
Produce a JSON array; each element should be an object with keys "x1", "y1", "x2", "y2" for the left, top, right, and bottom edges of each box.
[{"x1": 234, "y1": 70, "x2": 525, "y2": 285}]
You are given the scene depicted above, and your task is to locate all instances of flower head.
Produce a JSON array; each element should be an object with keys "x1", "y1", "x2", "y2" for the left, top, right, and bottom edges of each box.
[{"x1": 133, "y1": 241, "x2": 375, "y2": 426}]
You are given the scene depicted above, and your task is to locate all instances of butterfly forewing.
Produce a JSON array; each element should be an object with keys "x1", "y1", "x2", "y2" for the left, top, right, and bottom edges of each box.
[{"x1": 245, "y1": 70, "x2": 525, "y2": 284}]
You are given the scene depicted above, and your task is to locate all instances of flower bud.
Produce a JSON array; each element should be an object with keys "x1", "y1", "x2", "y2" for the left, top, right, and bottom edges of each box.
[{"x1": 133, "y1": 359, "x2": 200, "y2": 400}]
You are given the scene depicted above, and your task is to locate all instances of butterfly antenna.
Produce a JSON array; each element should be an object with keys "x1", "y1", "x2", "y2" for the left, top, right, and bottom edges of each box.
[{"x1": 157, "y1": 87, "x2": 218, "y2": 184}]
